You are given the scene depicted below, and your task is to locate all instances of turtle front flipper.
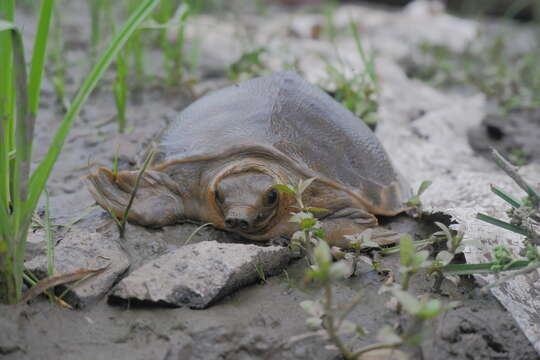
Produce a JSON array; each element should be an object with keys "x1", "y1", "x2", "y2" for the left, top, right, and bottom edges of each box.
[
  {"x1": 84, "y1": 167, "x2": 184, "y2": 227},
  {"x1": 320, "y1": 207, "x2": 402, "y2": 248},
  {"x1": 323, "y1": 220, "x2": 402, "y2": 248}
]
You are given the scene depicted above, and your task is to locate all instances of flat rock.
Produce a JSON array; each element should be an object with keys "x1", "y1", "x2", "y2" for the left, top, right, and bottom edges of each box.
[
  {"x1": 110, "y1": 241, "x2": 292, "y2": 308},
  {"x1": 25, "y1": 230, "x2": 130, "y2": 308}
]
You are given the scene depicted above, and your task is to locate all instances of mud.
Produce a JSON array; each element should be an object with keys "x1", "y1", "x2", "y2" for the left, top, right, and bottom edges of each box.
[
  {"x1": 1, "y1": 1, "x2": 539, "y2": 359},
  {"x1": 468, "y1": 108, "x2": 540, "y2": 165}
]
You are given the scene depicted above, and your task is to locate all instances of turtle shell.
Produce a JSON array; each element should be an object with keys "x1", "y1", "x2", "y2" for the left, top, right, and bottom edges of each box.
[{"x1": 157, "y1": 72, "x2": 410, "y2": 215}]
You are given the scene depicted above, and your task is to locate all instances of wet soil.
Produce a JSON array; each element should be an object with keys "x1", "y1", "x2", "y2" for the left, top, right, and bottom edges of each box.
[{"x1": 1, "y1": 2, "x2": 538, "y2": 360}]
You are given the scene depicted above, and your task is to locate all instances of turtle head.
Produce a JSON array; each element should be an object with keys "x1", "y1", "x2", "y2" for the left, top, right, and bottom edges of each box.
[{"x1": 215, "y1": 171, "x2": 279, "y2": 233}]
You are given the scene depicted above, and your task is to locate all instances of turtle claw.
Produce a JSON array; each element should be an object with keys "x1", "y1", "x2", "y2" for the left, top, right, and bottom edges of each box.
[
  {"x1": 84, "y1": 167, "x2": 131, "y2": 220},
  {"x1": 369, "y1": 228, "x2": 403, "y2": 246},
  {"x1": 84, "y1": 167, "x2": 185, "y2": 227}
]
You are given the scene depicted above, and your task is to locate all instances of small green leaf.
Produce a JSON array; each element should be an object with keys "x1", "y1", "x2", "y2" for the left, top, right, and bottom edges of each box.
[
  {"x1": 392, "y1": 289, "x2": 421, "y2": 315},
  {"x1": 298, "y1": 177, "x2": 317, "y2": 195},
  {"x1": 299, "y1": 300, "x2": 324, "y2": 317},
  {"x1": 434, "y1": 222, "x2": 453, "y2": 249},
  {"x1": 436, "y1": 250, "x2": 454, "y2": 266},
  {"x1": 417, "y1": 180, "x2": 432, "y2": 196},
  {"x1": 413, "y1": 250, "x2": 430, "y2": 267},
  {"x1": 376, "y1": 325, "x2": 402, "y2": 345},
  {"x1": 304, "y1": 207, "x2": 329, "y2": 213},
  {"x1": 416, "y1": 299, "x2": 443, "y2": 319},
  {"x1": 300, "y1": 218, "x2": 318, "y2": 230},
  {"x1": 329, "y1": 261, "x2": 352, "y2": 279},
  {"x1": 314, "y1": 240, "x2": 332, "y2": 267},
  {"x1": 400, "y1": 234, "x2": 415, "y2": 267},
  {"x1": 312, "y1": 228, "x2": 326, "y2": 239},
  {"x1": 273, "y1": 184, "x2": 295, "y2": 195},
  {"x1": 306, "y1": 317, "x2": 322, "y2": 330}
]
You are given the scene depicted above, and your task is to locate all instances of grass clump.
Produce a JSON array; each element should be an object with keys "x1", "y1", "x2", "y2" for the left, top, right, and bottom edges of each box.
[
  {"x1": 324, "y1": 22, "x2": 379, "y2": 129},
  {"x1": 228, "y1": 47, "x2": 268, "y2": 82},
  {"x1": 407, "y1": 35, "x2": 540, "y2": 113},
  {"x1": 0, "y1": 0, "x2": 160, "y2": 304}
]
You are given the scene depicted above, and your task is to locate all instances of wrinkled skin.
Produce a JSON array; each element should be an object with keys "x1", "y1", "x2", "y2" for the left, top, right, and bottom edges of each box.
[{"x1": 85, "y1": 72, "x2": 411, "y2": 246}]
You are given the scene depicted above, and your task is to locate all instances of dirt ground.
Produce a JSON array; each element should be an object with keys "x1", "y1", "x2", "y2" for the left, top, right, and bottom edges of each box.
[{"x1": 1, "y1": 1, "x2": 539, "y2": 360}]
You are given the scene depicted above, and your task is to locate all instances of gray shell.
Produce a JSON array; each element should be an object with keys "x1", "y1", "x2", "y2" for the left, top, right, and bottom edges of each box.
[{"x1": 158, "y1": 72, "x2": 410, "y2": 214}]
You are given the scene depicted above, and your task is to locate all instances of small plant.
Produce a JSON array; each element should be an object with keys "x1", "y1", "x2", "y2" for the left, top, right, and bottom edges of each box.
[
  {"x1": 398, "y1": 235, "x2": 431, "y2": 293},
  {"x1": 149, "y1": 0, "x2": 191, "y2": 85},
  {"x1": 228, "y1": 47, "x2": 268, "y2": 82},
  {"x1": 279, "y1": 181, "x2": 456, "y2": 359},
  {"x1": 406, "y1": 180, "x2": 432, "y2": 208},
  {"x1": 409, "y1": 35, "x2": 540, "y2": 113},
  {"x1": 428, "y1": 222, "x2": 475, "y2": 292},
  {"x1": 273, "y1": 178, "x2": 327, "y2": 262},
  {"x1": 324, "y1": 22, "x2": 379, "y2": 129}
]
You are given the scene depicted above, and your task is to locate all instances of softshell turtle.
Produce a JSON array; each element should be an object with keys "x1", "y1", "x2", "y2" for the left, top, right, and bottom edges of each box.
[{"x1": 85, "y1": 72, "x2": 411, "y2": 246}]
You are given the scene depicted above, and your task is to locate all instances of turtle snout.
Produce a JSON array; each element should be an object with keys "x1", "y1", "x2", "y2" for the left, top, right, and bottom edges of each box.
[
  {"x1": 224, "y1": 207, "x2": 255, "y2": 231},
  {"x1": 224, "y1": 217, "x2": 250, "y2": 230}
]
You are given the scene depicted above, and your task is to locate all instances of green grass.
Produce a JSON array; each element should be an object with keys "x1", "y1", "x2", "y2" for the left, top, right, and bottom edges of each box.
[
  {"x1": 324, "y1": 22, "x2": 379, "y2": 129},
  {"x1": 49, "y1": 2, "x2": 68, "y2": 110},
  {"x1": 409, "y1": 35, "x2": 540, "y2": 112},
  {"x1": 113, "y1": 48, "x2": 129, "y2": 133},
  {"x1": 0, "y1": 0, "x2": 160, "y2": 304}
]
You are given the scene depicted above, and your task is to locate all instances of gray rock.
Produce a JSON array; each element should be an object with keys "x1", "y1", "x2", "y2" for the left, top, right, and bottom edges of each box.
[
  {"x1": 25, "y1": 230, "x2": 130, "y2": 308},
  {"x1": 110, "y1": 241, "x2": 292, "y2": 308}
]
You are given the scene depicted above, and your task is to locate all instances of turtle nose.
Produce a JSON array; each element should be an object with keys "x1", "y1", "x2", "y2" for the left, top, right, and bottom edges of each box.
[
  {"x1": 224, "y1": 207, "x2": 254, "y2": 231},
  {"x1": 224, "y1": 217, "x2": 251, "y2": 230}
]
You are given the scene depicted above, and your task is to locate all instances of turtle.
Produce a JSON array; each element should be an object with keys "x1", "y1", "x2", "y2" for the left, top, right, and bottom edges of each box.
[{"x1": 85, "y1": 72, "x2": 411, "y2": 247}]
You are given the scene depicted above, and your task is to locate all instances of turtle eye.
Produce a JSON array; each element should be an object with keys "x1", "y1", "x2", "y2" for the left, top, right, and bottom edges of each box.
[
  {"x1": 215, "y1": 190, "x2": 223, "y2": 204},
  {"x1": 266, "y1": 189, "x2": 278, "y2": 205}
]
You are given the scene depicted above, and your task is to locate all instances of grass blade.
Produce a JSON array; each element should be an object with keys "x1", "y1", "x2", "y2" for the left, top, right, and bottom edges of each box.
[
  {"x1": 1, "y1": 22, "x2": 32, "y2": 301},
  {"x1": 26, "y1": 0, "x2": 160, "y2": 220},
  {"x1": 491, "y1": 149, "x2": 540, "y2": 206},
  {"x1": 490, "y1": 184, "x2": 522, "y2": 208},
  {"x1": 0, "y1": 1, "x2": 15, "y2": 213},
  {"x1": 119, "y1": 148, "x2": 156, "y2": 238},
  {"x1": 28, "y1": 0, "x2": 55, "y2": 116},
  {"x1": 476, "y1": 213, "x2": 529, "y2": 236},
  {"x1": 44, "y1": 188, "x2": 54, "y2": 277},
  {"x1": 20, "y1": 267, "x2": 107, "y2": 303},
  {"x1": 440, "y1": 260, "x2": 530, "y2": 275}
]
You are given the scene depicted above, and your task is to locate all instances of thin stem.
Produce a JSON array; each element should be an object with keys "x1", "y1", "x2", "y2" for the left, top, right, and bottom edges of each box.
[
  {"x1": 44, "y1": 188, "x2": 54, "y2": 277},
  {"x1": 323, "y1": 280, "x2": 353, "y2": 359},
  {"x1": 350, "y1": 342, "x2": 401, "y2": 359},
  {"x1": 118, "y1": 148, "x2": 155, "y2": 238},
  {"x1": 482, "y1": 261, "x2": 540, "y2": 292},
  {"x1": 491, "y1": 149, "x2": 540, "y2": 207}
]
